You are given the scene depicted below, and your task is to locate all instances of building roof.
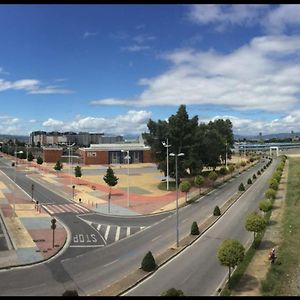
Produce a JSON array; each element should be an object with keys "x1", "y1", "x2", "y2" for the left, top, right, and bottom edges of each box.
[{"x1": 80, "y1": 143, "x2": 150, "y2": 151}]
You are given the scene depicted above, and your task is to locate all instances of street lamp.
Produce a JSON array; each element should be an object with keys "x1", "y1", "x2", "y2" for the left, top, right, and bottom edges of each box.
[
  {"x1": 162, "y1": 138, "x2": 171, "y2": 191},
  {"x1": 13, "y1": 148, "x2": 23, "y2": 215},
  {"x1": 225, "y1": 141, "x2": 228, "y2": 169},
  {"x1": 67, "y1": 142, "x2": 75, "y2": 200},
  {"x1": 169, "y1": 152, "x2": 184, "y2": 248},
  {"x1": 121, "y1": 149, "x2": 131, "y2": 207}
]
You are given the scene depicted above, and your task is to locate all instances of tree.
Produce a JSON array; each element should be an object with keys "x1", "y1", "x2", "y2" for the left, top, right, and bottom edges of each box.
[
  {"x1": 247, "y1": 178, "x2": 252, "y2": 185},
  {"x1": 194, "y1": 175, "x2": 204, "y2": 195},
  {"x1": 245, "y1": 211, "x2": 267, "y2": 246},
  {"x1": 265, "y1": 188, "x2": 276, "y2": 200},
  {"x1": 238, "y1": 183, "x2": 245, "y2": 191},
  {"x1": 74, "y1": 165, "x2": 82, "y2": 183},
  {"x1": 191, "y1": 221, "x2": 200, "y2": 235},
  {"x1": 103, "y1": 167, "x2": 119, "y2": 213},
  {"x1": 179, "y1": 180, "x2": 191, "y2": 203},
  {"x1": 20, "y1": 151, "x2": 27, "y2": 159},
  {"x1": 213, "y1": 205, "x2": 221, "y2": 216},
  {"x1": 217, "y1": 239, "x2": 245, "y2": 287},
  {"x1": 269, "y1": 179, "x2": 278, "y2": 191},
  {"x1": 259, "y1": 199, "x2": 272, "y2": 216},
  {"x1": 141, "y1": 251, "x2": 156, "y2": 272},
  {"x1": 253, "y1": 174, "x2": 257, "y2": 180},
  {"x1": 161, "y1": 288, "x2": 185, "y2": 296},
  {"x1": 36, "y1": 157, "x2": 43, "y2": 165},
  {"x1": 54, "y1": 161, "x2": 63, "y2": 176},
  {"x1": 228, "y1": 165, "x2": 235, "y2": 177},
  {"x1": 27, "y1": 152, "x2": 34, "y2": 162},
  {"x1": 208, "y1": 171, "x2": 218, "y2": 187}
]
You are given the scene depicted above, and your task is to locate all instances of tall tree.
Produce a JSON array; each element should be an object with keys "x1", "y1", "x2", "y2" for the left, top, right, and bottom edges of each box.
[
  {"x1": 217, "y1": 239, "x2": 245, "y2": 288},
  {"x1": 54, "y1": 161, "x2": 63, "y2": 176},
  {"x1": 74, "y1": 165, "x2": 82, "y2": 183},
  {"x1": 27, "y1": 152, "x2": 34, "y2": 161},
  {"x1": 103, "y1": 167, "x2": 119, "y2": 213},
  {"x1": 36, "y1": 157, "x2": 43, "y2": 165}
]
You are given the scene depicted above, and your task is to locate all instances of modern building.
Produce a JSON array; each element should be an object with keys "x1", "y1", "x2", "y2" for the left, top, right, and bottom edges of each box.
[
  {"x1": 79, "y1": 143, "x2": 152, "y2": 165},
  {"x1": 30, "y1": 131, "x2": 124, "y2": 147}
]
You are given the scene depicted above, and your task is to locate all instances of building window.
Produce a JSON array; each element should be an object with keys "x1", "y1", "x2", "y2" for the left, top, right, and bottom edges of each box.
[{"x1": 87, "y1": 152, "x2": 97, "y2": 157}]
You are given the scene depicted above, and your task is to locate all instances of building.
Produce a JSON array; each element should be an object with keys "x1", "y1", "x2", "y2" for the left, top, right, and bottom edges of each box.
[
  {"x1": 43, "y1": 147, "x2": 64, "y2": 163},
  {"x1": 30, "y1": 131, "x2": 123, "y2": 147},
  {"x1": 79, "y1": 143, "x2": 151, "y2": 165}
]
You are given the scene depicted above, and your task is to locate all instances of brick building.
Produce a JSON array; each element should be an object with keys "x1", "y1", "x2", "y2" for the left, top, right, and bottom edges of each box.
[
  {"x1": 79, "y1": 143, "x2": 152, "y2": 165},
  {"x1": 43, "y1": 147, "x2": 63, "y2": 163}
]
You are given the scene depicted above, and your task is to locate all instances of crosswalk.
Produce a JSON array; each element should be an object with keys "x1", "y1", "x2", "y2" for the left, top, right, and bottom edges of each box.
[
  {"x1": 42, "y1": 203, "x2": 91, "y2": 215},
  {"x1": 90, "y1": 222, "x2": 146, "y2": 245}
]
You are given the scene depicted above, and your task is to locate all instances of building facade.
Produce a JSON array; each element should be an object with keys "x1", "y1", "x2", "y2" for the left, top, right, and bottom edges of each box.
[{"x1": 79, "y1": 143, "x2": 152, "y2": 165}]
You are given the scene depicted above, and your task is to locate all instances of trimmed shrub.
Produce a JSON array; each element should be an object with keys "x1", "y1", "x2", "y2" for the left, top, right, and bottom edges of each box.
[
  {"x1": 257, "y1": 170, "x2": 261, "y2": 175},
  {"x1": 259, "y1": 199, "x2": 272, "y2": 214},
  {"x1": 265, "y1": 188, "x2": 276, "y2": 200},
  {"x1": 247, "y1": 178, "x2": 252, "y2": 184},
  {"x1": 191, "y1": 221, "x2": 200, "y2": 235},
  {"x1": 269, "y1": 179, "x2": 279, "y2": 191},
  {"x1": 219, "y1": 167, "x2": 228, "y2": 176},
  {"x1": 241, "y1": 161, "x2": 246, "y2": 167},
  {"x1": 239, "y1": 183, "x2": 245, "y2": 191},
  {"x1": 253, "y1": 174, "x2": 257, "y2": 180},
  {"x1": 161, "y1": 288, "x2": 184, "y2": 296},
  {"x1": 62, "y1": 290, "x2": 78, "y2": 296},
  {"x1": 141, "y1": 251, "x2": 156, "y2": 272},
  {"x1": 213, "y1": 205, "x2": 221, "y2": 216}
]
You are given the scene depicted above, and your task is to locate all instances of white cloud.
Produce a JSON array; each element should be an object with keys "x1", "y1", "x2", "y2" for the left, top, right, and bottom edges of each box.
[
  {"x1": 83, "y1": 31, "x2": 98, "y2": 39},
  {"x1": 29, "y1": 119, "x2": 36, "y2": 123},
  {"x1": 91, "y1": 98, "x2": 131, "y2": 105},
  {"x1": 42, "y1": 118, "x2": 64, "y2": 129},
  {"x1": 41, "y1": 110, "x2": 152, "y2": 135},
  {"x1": 93, "y1": 34, "x2": 300, "y2": 112},
  {"x1": 0, "y1": 67, "x2": 9, "y2": 75},
  {"x1": 188, "y1": 4, "x2": 268, "y2": 30},
  {"x1": 0, "y1": 78, "x2": 74, "y2": 94},
  {"x1": 262, "y1": 5, "x2": 300, "y2": 34},
  {"x1": 132, "y1": 34, "x2": 156, "y2": 44},
  {"x1": 121, "y1": 45, "x2": 150, "y2": 52}
]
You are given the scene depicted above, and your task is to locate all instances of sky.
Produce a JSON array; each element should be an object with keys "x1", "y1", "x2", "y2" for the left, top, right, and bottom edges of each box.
[{"x1": 1, "y1": 4, "x2": 300, "y2": 137}]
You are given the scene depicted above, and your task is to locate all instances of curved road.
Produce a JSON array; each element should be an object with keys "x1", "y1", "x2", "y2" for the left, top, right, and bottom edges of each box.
[{"x1": 0, "y1": 156, "x2": 271, "y2": 295}]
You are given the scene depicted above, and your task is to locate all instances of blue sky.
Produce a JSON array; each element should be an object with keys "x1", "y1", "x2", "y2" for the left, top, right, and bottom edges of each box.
[{"x1": 1, "y1": 4, "x2": 300, "y2": 136}]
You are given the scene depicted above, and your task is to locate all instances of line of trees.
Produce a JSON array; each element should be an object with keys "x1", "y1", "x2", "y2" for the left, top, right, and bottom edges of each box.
[{"x1": 143, "y1": 105, "x2": 234, "y2": 183}]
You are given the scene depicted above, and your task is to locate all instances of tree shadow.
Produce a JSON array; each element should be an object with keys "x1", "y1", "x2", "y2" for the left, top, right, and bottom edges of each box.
[
  {"x1": 232, "y1": 273, "x2": 259, "y2": 292},
  {"x1": 258, "y1": 239, "x2": 276, "y2": 250},
  {"x1": 268, "y1": 220, "x2": 277, "y2": 226}
]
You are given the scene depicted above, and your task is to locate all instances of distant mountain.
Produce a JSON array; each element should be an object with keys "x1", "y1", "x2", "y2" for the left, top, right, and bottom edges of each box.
[{"x1": 0, "y1": 134, "x2": 29, "y2": 143}]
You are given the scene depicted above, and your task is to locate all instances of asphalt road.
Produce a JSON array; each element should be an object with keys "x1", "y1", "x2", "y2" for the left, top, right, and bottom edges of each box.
[
  {"x1": 0, "y1": 156, "x2": 272, "y2": 295},
  {"x1": 124, "y1": 158, "x2": 278, "y2": 296}
]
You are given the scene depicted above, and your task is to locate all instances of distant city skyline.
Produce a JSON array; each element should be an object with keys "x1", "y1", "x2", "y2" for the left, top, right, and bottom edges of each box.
[{"x1": 1, "y1": 4, "x2": 300, "y2": 136}]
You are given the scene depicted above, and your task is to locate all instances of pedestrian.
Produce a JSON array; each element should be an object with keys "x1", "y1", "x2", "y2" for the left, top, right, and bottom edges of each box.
[{"x1": 269, "y1": 248, "x2": 276, "y2": 264}]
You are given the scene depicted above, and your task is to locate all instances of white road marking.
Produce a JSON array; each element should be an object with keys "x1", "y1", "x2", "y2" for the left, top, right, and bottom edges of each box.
[
  {"x1": 140, "y1": 226, "x2": 145, "y2": 230},
  {"x1": 74, "y1": 203, "x2": 90, "y2": 212},
  {"x1": 54, "y1": 205, "x2": 65, "y2": 213},
  {"x1": 97, "y1": 224, "x2": 101, "y2": 231},
  {"x1": 65, "y1": 204, "x2": 79, "y2": 213},
  {"x1": 41, "y1": 205, "x2": 53, "y2": 214},
  {"x1": 115, "y1": 226, "x2": 121, "y2": 241},
  {"x1": 103, "y1": 259, "x2": 119, "y2": 267},
  {"x1": 104, "y1": 225, "x2": 110, "y2": 240},
  {"x1": 126, "y1": 227, "x2": 130, "y2": 236},
  {"x1": 151, "y1": 235, "x2": 161, "y2": 242}
]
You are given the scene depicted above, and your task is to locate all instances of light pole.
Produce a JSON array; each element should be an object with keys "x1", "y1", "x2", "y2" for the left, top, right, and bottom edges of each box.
[
  {"x1": 121, "y1": 149, "x2": 131, "y2": 207},
  {"x1": 67, "y1": 142, "x2": 75, "y2": 200},
  {"x1": 13, "y1": 148, "x2": 23, "y2": 215},
  {"x1": 162, "y1": 138, "x2": 171, "y2": 191},
  {"x1": 225, "y1": 141, "x2": 228, "y2": 169},
  {"x1": 169, "y1": 152, "x2": 184, "y2": 248}
]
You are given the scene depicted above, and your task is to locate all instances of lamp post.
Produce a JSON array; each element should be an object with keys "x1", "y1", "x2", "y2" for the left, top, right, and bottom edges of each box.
[
  {"x1": 225, "y1": 141, "x2": 228, "y2": 169},
  {"x1": 169, "y1": 152, "x2": 184, "y2": 248},
  {"x1": 162, "y1": 138, "x2": 171, "y2": 191},
  {"x1": 13, "y1": 148, "x2": 23, "y2": 215},
  {"x1": 67, "y1": 142, "x2": 75, "y2": 200},
  {"x1": 121, "y1": 149, "x2": 131, "y2": 207}
]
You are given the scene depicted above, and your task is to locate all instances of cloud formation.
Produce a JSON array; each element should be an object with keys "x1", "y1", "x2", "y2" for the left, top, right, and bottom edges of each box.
[{"x1": 92, "y1": 34, "x2": 300, "y2": 113}]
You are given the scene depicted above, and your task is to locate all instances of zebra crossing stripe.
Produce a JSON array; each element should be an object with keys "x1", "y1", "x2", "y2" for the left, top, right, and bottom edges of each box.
[
  {"x1": 97, "y1": 224, "x2": 101, "y2": 231},
  {"x1": 104, "y1": 225, "x2": 110, "y2": 240},
  {"x1": 126, "y1": 227, "x2": 130, "y2": 237},
  {"x1": 64, "y1": 204, "x2": 78, "y2": 213},
  {"x1": 74, "y1": 203, "x2": 90, "y2": 212},
  {"x1": 115, "y1": 226, "x2": 120, "y2": 241},
  {"x1": 42, "y1": 205, "x2": 53, "y2": 214},
  {"x1": 54, "y1": 205, "x2": 66, "y2": 213}
]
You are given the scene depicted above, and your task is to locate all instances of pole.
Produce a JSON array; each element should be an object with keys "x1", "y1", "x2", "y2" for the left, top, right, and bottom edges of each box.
[
  {"x1": 166, "y1": 138, "x2": 169, "y2": 191},
  {"x1": 13, "y1": 144, "x2": 17, "y2": 215},
  {"x1": 127, "y1": 151, "x2": 130, "y2": 207},
  {"x1": 225, "y1": 141, "x2": 228, "y2": 169},
  {"x1": 175, "y1": 154, "x2": 179, "y2": 248}
]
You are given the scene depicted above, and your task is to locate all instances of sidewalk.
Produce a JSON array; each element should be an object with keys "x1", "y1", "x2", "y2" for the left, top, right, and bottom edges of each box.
[{"x1": 0, "y1": 165, "x2": 67, "y2": 269}]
